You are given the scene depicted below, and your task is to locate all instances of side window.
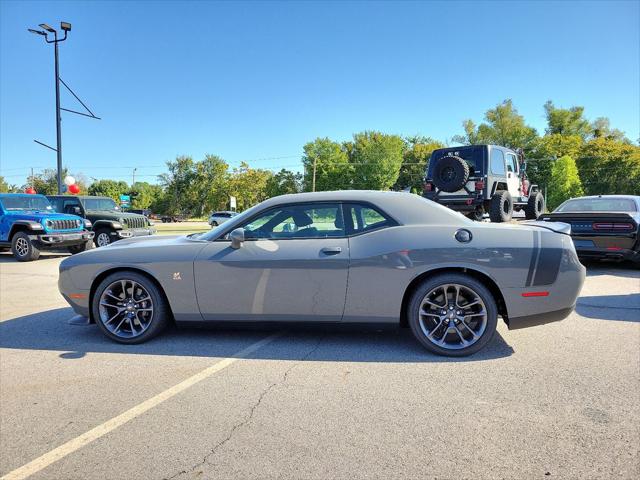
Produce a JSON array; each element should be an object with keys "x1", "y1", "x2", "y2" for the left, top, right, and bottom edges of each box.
[
  {"x1": 346, "y1": 203, "x2": 394, "y2": 234},
  {"x1": 506, "y1": 154, "x2": 518, "y2": 173},
  {"x1": 62, "y1": 199, "x2": 82, "y2": 215},
  {"x1": 242, "y1": 203, "x2": 344, "y2": 240},
  {"x1": 490, "y1": 148, "x2": 505, "y2": 175}
]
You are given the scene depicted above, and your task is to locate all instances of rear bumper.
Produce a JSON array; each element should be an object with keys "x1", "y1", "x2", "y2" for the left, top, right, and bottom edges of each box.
[
  {"x1": 507, "y1": 305, "x2": 575, "y2": 330},
  {"x1": 423, "y1": 192, "x2": 483, "y2": 211},
  {"x1": 34, "y1": 231, "x2": 94, "y2": 248},
  {"x1": 575, "y1": 246, "x2": 639, "y2": 262}
]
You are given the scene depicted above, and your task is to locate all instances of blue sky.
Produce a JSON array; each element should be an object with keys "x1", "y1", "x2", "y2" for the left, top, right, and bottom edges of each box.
[{"x1": 1, "y1": 0, "x2": 638, "y2": 186}]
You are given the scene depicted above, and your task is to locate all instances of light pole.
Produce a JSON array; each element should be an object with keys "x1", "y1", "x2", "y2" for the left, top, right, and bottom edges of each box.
[{"x1": 29, "y1": 22, "x2": 72, "y2": 194}]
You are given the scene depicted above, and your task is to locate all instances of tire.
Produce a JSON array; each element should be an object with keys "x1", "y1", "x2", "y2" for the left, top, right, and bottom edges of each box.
[
  {"x1": 68, "y1": 239, "x2": 94, "y2": 255},
  {"x1": 467, "y1": 209, "x2": 484, "y2": 222},
  {"x1": 431, "y1": 155, "x2": 470, "y2": 193},
  {"x1": 407, "y1": 273, "x2": 498, "y2": 357},
  {"x1": 94, "y1": 229, "x2": 113, "y2": 247},
  {"x1": 211, "y1": 221, "x2": 218, "y2": 227},
  {"x1": 489, "y1": 190, "x2": 513, "y2": 223},
  {"x1": 524, "y1": 191, "x2": 545, "y2": 220},
  {"x1": 11, "y1": 231, "x2": 40, "y2": 262},
  {"x1": 92, "y1": 271, "x2": 170, "y2": 344}
]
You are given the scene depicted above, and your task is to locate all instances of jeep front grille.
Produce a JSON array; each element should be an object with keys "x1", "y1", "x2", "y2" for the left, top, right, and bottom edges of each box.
[
  {"x1": 124, "y1": 217, "x2": 146, "y2": 229},
  {"x1": 48, "y1": 219, "x2": 79, "y2": 231}
]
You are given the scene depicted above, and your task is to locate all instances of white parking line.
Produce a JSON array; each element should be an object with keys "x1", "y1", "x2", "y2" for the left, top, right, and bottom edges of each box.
[{"x1": 0, "y1": 333, "x2": 282, "y2": 480}]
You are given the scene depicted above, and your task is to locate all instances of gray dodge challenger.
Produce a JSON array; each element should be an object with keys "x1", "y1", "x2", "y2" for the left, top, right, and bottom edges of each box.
[{"x1": 59, "y1": 191, "x2": 585, "y2": 356}]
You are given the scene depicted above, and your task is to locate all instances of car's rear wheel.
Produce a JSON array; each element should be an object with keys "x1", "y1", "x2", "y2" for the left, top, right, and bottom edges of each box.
[
  {"x1": 11, "y1": 232, "x2": 40, "y2": 262},
  {"x1": 92, "y1": 271, "x2": 169, "y2": 344},
  {"x1": 211, "y1": 221, "x2": 218, "y2": 227},
  {"x1": 408, "y1": 274, "x2": 498, "y2": 356},
  {"x1": 524, "y1": 191, "x2": 545, "y2": 220},
  {"x1": 489, "y1": 190, "x2": 513, "y2": 223}
]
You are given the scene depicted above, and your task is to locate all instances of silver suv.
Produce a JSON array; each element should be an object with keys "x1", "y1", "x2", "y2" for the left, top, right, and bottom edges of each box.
[
  {"x1": 423, "y1": 145, "x2": 545, "y2": 222},
  {"x1": 208, "y1": 211, "x2": 237, "y2": 226}
]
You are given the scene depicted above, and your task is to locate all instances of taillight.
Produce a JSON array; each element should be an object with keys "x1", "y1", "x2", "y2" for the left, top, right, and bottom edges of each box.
[
  {"x1": 593, "y1": 222, "x2": 635, "y2": 231},
  {"x1": 474, "y1": 180, "x2": 485, "y2": 191},
  {"x1": 423, "y1": 182, "x2": 433, "y2": 192}
]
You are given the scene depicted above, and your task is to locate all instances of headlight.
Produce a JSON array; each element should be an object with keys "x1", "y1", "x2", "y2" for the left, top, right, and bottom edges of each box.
[
  {"x1": 112, "y1": 221, "x2": 123, "y2": 229},
  {"x1": 46, "y1": 220, "x2": 53, "y2": 228},
  {"x1": 148, "y1": 220, "x2": 155, "y2": 226},
  {"x1": 84, "y1": 219, "x2": 92, "y2": 228}
]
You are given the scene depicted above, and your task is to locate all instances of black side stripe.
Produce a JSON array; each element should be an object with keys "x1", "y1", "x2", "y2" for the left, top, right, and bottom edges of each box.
[{"x1": 526, "y1": 231, "x2": 540, "y2": 287}]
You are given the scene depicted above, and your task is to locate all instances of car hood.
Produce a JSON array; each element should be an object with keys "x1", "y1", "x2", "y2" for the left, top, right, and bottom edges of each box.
[
  {"x1": 4, "y1": 211, "x2": 82, "y2": 222},
  {"x1": 103, "y1": 234, "x2": 202, "y2": 249}
]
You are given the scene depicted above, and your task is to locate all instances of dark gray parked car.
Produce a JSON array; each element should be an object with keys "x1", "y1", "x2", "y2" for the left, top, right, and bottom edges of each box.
[{"x1": 58, "y1": 191, "x2": 585, "y2": 356}]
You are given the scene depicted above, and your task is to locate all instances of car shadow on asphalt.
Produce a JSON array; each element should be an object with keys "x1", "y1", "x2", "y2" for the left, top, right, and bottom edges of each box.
[
  {"x1": 576, "y1": 294, "x2": 640, "y2": 322},
  {"x1": 0, "y1": 307, "x2": 514, "y2": 362},
  {"x1": 583, "y1": 261, "x2": 639, "y2": 278},
  {"x1": 0, "y1": 252, "x2": 69, "y2": 263}
]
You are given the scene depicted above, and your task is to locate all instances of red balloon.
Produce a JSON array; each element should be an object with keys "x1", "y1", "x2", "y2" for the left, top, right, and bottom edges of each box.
[
  {"x1": 25, "y1": 187, "x2": 36, "y2": 194},
  {"x1": 68, "y1": 184, "x2": 80, "y2": 194}
]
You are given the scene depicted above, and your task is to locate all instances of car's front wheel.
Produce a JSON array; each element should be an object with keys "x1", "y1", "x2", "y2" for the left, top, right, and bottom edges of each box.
[
  {"x1": 210, "y1": 221, "x2": 218, "y2": 227},
  {"x1": 94, "y1": 228, "x2": 113, "y2": 247},
  {"x1": 11, "y1": 231, "x2": 40, "y2": 262},
  {"x1": 92, "y1": 271, "x2": 169, "y2": 344},
  {"x1": 408, "y1": 273, "x2": 498, "y2": 356}
]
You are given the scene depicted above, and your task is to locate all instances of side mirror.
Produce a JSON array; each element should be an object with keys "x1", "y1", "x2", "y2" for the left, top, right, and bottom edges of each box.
[{"x1": 229, "y1": 228, "x2": 245, "y2": 249}]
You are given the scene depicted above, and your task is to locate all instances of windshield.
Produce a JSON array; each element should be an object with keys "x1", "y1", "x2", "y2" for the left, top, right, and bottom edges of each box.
[
  {"x1": 82, "y1": 198, "x2": 119, "y2": 211},
  {"x1": 428, "y1": 146, "x2": 486, "y2": 177},
  {"x1": 200, "y1": 204, "x2": 263, "y2": 241},
  {"x1": 0, "y1": 195, "x2": 53, "y2": 211},
  {"x1": 555, "y1": 198, "x2": 637, "y2": 213}
]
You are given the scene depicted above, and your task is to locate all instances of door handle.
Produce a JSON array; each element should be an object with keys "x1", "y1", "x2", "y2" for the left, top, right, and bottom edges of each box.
[{"x1": 321, "y1": 246, "x2": 342, "y2": 255}]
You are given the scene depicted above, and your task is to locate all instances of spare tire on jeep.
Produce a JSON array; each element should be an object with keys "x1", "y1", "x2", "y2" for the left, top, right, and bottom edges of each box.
[{"x1": 431, "y1": 155, "x2": 470, "y2": 192}]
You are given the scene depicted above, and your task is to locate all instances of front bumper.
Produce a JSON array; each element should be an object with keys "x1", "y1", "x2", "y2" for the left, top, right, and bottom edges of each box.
[
  {"x1": 114, "y1": 227, "x2": 156, "y2": 239},
  {"x1": 33, "y1": 230, "x2": 94, "y2": 248}
]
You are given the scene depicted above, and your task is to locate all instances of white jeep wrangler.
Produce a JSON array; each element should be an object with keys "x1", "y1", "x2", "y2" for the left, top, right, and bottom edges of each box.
[{"x1": 423, "y1": 144, "x2": 545, "y2": 222}]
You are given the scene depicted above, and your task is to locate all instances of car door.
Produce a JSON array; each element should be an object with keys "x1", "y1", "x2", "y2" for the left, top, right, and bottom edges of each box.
[
  {"x1": 505, "y1": 152, "x2": 520, "y2": 198},
  {"x1": 194, "y1": 202, "x2": 349, "y2": 322}
]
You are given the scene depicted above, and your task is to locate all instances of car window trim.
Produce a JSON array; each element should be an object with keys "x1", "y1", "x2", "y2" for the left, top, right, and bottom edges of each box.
[
  {"x1": 213, "y1": 201, "x2": 348, "y2": 242},
  {"x1": 341, "y1": 201, "x2": 399, "y2": 237}
]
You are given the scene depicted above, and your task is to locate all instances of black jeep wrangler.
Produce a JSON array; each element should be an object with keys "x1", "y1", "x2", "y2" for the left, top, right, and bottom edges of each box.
[
  {"x1": 423, "y1": 145, "x2": 545, "y2": 222},
  {"x1": 47, "y1": 195, "x2": 155, "y2": 247}
]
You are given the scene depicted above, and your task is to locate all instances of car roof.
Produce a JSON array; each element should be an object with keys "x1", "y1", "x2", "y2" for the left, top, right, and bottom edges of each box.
[
  {"x1": 0, "y1": 193, "x2": 47, "y2": 198},
  {"x1": 47, "y1": 195, "x2": 111, "y2": 200},
  {"x1": 254, "y1": 190, "x2": 468, "y2": 226},
  {"x1": 568, "y1": 195, "x2": 640, "y2": 200}
]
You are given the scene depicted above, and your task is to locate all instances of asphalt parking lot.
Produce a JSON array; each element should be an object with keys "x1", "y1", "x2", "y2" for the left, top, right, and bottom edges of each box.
[{"x1": 0, "y1": 252, "x2": 638, "y2": 479}]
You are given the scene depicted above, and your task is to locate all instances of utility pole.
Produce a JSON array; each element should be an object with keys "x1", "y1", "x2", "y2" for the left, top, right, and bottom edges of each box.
[
  {"x1": 132, "y1": 168, "x2": 137, "y2": 186},
  {"x1": 53, "y1": 36, "x2": 63, "y2": 194}
]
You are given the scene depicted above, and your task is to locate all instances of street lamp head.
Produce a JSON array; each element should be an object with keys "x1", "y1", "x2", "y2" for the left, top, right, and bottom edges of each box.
[
  {"x1": 39, "y1": 23, "x2": 56, "y2": 33},
  {"x1": 60, "y1": 22, "x2": 72, "y2": 32},
  {"x1": 28, "y1": 28, "x2": 47, "y2": 36}
]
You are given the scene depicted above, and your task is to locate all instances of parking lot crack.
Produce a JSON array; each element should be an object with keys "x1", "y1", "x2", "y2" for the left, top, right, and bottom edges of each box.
[{"x1": 165, "y1": 337, "x2": 324, "y2": 480}]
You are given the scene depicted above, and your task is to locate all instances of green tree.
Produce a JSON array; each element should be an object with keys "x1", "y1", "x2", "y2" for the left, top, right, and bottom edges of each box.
[
  {"x1": 453, "y1": 100, "x2": 539, "y2": 152},
  {"x1": 544, "y1": 101, "x2": 592, "y2": 138},
  {"x1": 302, "y1": 138, "x2": 352, "y2": 192},
  {"x1": 158, "y1": 156, "x2": 198, "y2": 215},
  {"x1": 591, "y1": 117, "x2": 629, "y2": 142},
  {"x1": 527, "y1": 134, "x2": 584, "y2": 189},
  {"x1": 347, "y1": 131, "x2": 404, "y2": 190},
  {"x1": 192, "y1": 154, "x2": 229, "y2": 215},
  {"x1": 0, "y1": 176, "x2": 14, "y2": 193},
  {"x1": 577, "y1": 138, "x2": 640, "y2": 195},
  {"x1": 88, "y1": 179, "x2": 129, "y2": 201},
  {"x1": 547, "y1": 155, "x2": 584, "y2": 210},
  {"x1": 394, "y1": 136, "x2": 444, "y2": 192},
  {"x1": 226, "y1": 162, "x2": 272, "y2": 211},
  {"x1": 130, "y1": 182, "x2": 164, "y2": 210},
  {"x1": 265, "y1": 169, "x2": 302, "y2": 198}
]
